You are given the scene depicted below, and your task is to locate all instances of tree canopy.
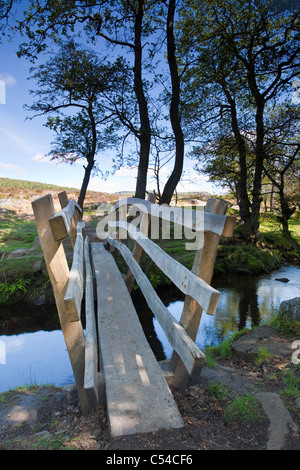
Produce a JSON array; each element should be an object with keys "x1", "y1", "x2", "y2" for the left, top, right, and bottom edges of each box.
[
  {"x1": 177, "y1": 0, "x2": 300, "y2": 236},
  {"x1": 26, "y1": 40, "x2": 132, "y2": 208}
]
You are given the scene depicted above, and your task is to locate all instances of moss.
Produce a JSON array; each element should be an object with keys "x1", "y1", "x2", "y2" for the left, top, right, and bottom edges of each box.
[
  {"x1": 214, "y1": 245, "x2": 281, "y2": 275},
  {"x1": 205, "y1": 328, "x2": 249, "y2": 364},
  {"x1": 269, "y1": 313, "x2": 300, "y2": 338}
]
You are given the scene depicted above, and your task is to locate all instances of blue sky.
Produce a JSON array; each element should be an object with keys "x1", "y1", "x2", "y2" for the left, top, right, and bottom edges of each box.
[{"x1": 0, "y1": 28, "x2": 218, "y2": 195}]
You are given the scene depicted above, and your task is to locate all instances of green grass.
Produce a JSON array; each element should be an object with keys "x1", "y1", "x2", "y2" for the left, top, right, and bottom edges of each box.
[
  {"x1": 254, "y1": 346, "x2": 274, "y2": 366},
  {"x1": 207, "y1": 382, "x2": 229, "y2": 399},
  {"x1": 0, "y1": 257, "x2": 49, "y2": 304},
  {"x1": 0, "y1": 177, "x2": 78, "y2": 191},
  {"x1": 223, "y1": 394, "x2": 265, "y2": 424},
  {"x1": 260, "y1": 211, "x2": 300, "y2": 241},
  {"x1": 268, "y1": 312, "x2": 300, "y2": 338},
  {"x1": 0, "y1": 213, "x2": 38, "y2": 253},
  {"x1": 204, "y1": 328, "x2": 249, "y2": 367},
  {"x1": 281, "y1": 370, "x2": 300, "y2": 399},
  {"x1": 0, "y1": 257, "x2": 37, "y2": 282}
]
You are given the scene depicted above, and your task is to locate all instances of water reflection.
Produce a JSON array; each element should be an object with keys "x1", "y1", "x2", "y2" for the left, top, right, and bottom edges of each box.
[
  {"x1": 157, "y1": 265, "x2": 300, "y2": 358},
  {"x1": 0, "y1": 330, "x2": 74, "y2": 392},
  {"x1": 238, "y1": 278, "x2": 260, "y2": 329}
]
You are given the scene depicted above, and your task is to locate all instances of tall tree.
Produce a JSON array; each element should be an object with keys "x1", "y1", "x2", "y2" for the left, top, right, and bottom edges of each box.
[
  {"x1": 263, "y1": 103, "x2": 300, "y2": 251},
  {"x1": 26, "y1": 41, "x2": 130, "y2": 209},
  {"x1": 3, "y1": 0, "x2": 187, "y2": 202},
  {"x1": 13, "y1": 0, "x2": 160, "y2": 199},
  {"x1": 178, "y1": 0, "x2": 300, "y2": 237},
  {"x1": 160, "y1": 0, "x2": 184, "y2": 204},
  {"x1": 192, "y1": 134, "x2": 256, "y2": 203}
]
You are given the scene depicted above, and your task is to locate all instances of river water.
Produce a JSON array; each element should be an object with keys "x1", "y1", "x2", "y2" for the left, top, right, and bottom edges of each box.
[
  {"x1": 155, "y1": 265, "x2": 300, "y2": 359},
  {"x1": 0, "y1": 265, "x2": 299, "y2": 392}
]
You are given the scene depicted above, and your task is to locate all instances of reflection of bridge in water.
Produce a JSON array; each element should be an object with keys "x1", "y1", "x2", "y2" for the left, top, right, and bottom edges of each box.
[{"x1": 32, "y1": 191, "x2": 235, "y2": 437}]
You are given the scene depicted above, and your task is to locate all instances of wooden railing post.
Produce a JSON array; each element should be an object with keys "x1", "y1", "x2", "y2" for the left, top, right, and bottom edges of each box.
[
  {"x1": 58, "y1": 191, "x2": 82, "y2": 248},
  {"x1": 32, "y1": 194, "x2": 89, "y2": 414},
  {"x1": 170, "y1": 198, "x2": 229, "y2": 390},
  {"x1": 125, "y1": 192, "x2": 156, "y2": 292}
]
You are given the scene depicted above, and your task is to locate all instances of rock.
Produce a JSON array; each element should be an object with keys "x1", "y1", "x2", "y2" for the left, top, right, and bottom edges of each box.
[
  {"x1": 7, "y1": 248, "x2": 35, "y2": 259},
  {"x1": 0, "y1": 207, "x2": 10, "y2": 214},
  {"x1": 279, "y1": 297, "x2": 300, "y2": 322},
  {"x1": 33, "y1": 430, "x2": 52, "y2": 441},
  {"x1": 33, "y1": 294, "x2": 47, "y2": 306},
  {"x1": 257, "y1": 392, "x2": 298, "y2": 450},
  {"x1": 275, "y1": 278, "x2": 289, "y2": 283},
  {"x1": 32, "y1": 259, "x2": 43, "y2": 272},
  {"x1": 230, "y1": 326, "x2": 292, "y2": 362},
  {"x1": 200, "y1": 364, "x2": 256, "y2": 396},
  {"x1": 32, "y1": 236, "x2": 41, "y2": 248},
  {"x1": 7, "y1": 237, "x2": 43, "y2": 260}
]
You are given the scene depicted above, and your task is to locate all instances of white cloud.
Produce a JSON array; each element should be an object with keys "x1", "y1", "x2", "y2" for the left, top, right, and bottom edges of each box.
[
  {"x1": 0, "y1": 162, "x2": 26, "y2": 175},
  {"x1": 31, "y1": 153, "x2": 52, "y2": 163},
  {"x1": 0, "y1": 73, "x2": 17, "y2": 87},
  {"x1": 115, "y1": 167, "x2": 138, "y2": 177}
]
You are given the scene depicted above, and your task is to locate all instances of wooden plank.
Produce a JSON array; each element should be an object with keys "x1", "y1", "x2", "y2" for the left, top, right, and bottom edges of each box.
[
  {"x1": 58, "y1": 191, "x2": 69, "y2": 209},
  {"x1": 32, "y1": 194, "x2": 89, "y2": 415},
  {"x1": 91, "y1": 242, "x2": 184, "y2": 437},
  {"x1": 83, "y1": 237, "x2": 98, "y2": 411},
  {"x1": 107, "y1": 235, "x2": 205, "y2": 378},
  {"x1": 109, "y1": 221, "x2": 220, "y2": 316},
  {"x1": 115, "y1": 197, "x2": 235, "y2": 237},
  {"x1": 64, "y1": 221, "x2": 85, "y2": 322},
  {"x1": 125, "y1": 192, "x2": 156, "y2": 292},
  {"x1": 49, "y1": 198, "x2": 82, "y2": 241}
]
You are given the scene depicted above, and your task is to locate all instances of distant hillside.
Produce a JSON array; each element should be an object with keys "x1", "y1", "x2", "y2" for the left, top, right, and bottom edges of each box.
[
  {"x1": 0, "y1": 177, "x2": 119, "y2": 215},
  {"x1": 0, "y1": 177, "x2": 79, "y2": 191}
]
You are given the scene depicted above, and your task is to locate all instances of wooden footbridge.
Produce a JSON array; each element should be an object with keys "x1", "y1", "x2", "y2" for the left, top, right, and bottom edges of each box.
[{"x1": 32, "y1": 192, "x2": 235, "y2": 437}]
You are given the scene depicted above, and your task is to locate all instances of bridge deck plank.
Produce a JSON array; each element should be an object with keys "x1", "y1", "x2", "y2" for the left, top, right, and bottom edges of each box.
[{"x1": 91, "y1": 243, "x2": 184, "y2": 437}]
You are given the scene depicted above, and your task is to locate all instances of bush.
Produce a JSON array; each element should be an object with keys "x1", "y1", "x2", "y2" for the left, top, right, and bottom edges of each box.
[{"x1": 215, "y1": 245, "x2": 281, "y2": 274}]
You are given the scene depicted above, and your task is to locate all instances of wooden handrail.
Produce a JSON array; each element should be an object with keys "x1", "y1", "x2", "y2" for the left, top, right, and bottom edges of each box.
[
  {"x1": 49, "y1": 198, "x2": 82, "y2": 241},
  {"x1": 106, "y1": 235, "x2": 206, "y2": 378},
  {"x1": 32, "y1": 194, "x2": 89, "y2": 414},
  {"x1": 63, "y1": 221, "x2": 85, "y2": 322},
  {"x1": 114, "y1": 197, "x2": 235, "y2": 237},
  {"x1": 83, "y1": 236, "x2": 98, "y2": 408},
  {"x1": 108, "y1": 220, "x2": 220, "y2": 316}
]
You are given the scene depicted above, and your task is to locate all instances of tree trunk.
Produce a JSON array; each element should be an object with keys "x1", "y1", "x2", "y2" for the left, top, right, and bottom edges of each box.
[
  {"x1": 78, "y1": 158, "x2": 94, "y2": 210},
  {"x1": 225, "y1": 91, "x2": 251, "y2": 229},
  {"x1": 270, "y1": 184, "x2": 275, "y2": 212},
  {"x1": 250, "y1": 99, "x2": 265, "y2": 236},
  {"x1": 160, "y1": 0, "x2": 184, "y2": 205},
  {"x1": 278, "y1": 184, "x2": 299, "y2": 253},
  {"x1": 134, "y1": 0, "x2": 151, "y2": 200}
]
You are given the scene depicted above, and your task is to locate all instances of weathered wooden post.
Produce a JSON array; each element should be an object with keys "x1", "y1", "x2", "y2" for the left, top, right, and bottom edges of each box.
[
  {"x1": 58, "y1": 190, "x2": 82, "y2": 248},
  {"x1": 171, "y1": 198, "x2": 235, "y2": 390},
  {"x1": 32, "y1": 194, "x2": 89, "y2": 414}
]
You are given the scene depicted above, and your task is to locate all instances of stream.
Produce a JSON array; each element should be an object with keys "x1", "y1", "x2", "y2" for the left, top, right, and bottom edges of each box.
[{"x1": 0, "y1": 264, "x2": 299, "y2": 393}]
